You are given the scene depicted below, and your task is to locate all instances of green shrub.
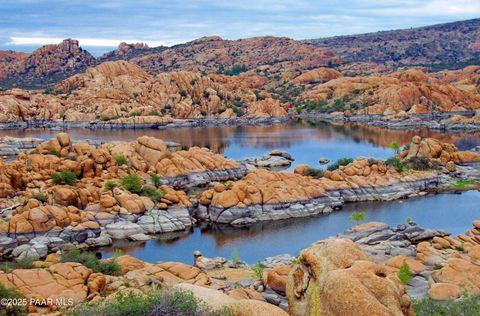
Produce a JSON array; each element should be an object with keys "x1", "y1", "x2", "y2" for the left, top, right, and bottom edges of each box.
[
  {"x1": 47, "y1": 149, "x2": 61, "y2": 157},
  {"x1": 0, "y1": 256, "x2": 36, "y2": 272},
  {"x1": 203, "y1": 90, "x2": 210, "y2": 98},
  {"x1": 114, "y1": 153, "x2": 129, "y2": 166},
  {"x1": 386, "y1": 157, "x2": 404, "y2": 172},
  {"x1": 60, "y1": 248, "x2": 121, "y2": 276},
  {"x1": 98, "y1": 115, "x2": 120, "y2": 121},
  {"x1": 103, "y1": 180, "x2": 118, "y2": 192},
  {"x1": 413, "y1": 295, "x2": 480, "y2": 315},
  {"x1": 397, "y1": 261, "x2": 412, "y2": 284},
  {"x1": 327, "y1": 158, "x2": 354, "y2": 171},
  {"x1": 303, "y1": 167, "x2": 324, "y2": 178},
  {"x1": 121, "y1": 174, "x2": 143, "y2": 194},
  {"x1": 72, "y1": 289, "x2": 232, "y2": 316},
  {"x1": 150, "y1": 174, "x2": 162, "y2": 188},
  {"x1": 349, "y1": 211, "x2": 366, "y2": 224},
  {"x1": 51, "y1": 170, "x2": 77, "y2": 186},
  {"x1": 141, "y1": 186, "x2": 166, "y2": 202},
  {"x1": 388, "y1": 141, "x2": 401, "y2": 155},
  {"x1": 232, "y1": 106, "x2": 245, "y2": 117},
  {"x1": 404, "y1": 156, "x2": 430, "y2": 170},
  {"x1": 179, "y1": 89, "x2": 187, "y2": 97},
  {"x1": 0, "y1": 283, "x2": 27, "y2": 315},
  {"x1": 251, "y1": 262, "x2": 265, "y2": 280}
]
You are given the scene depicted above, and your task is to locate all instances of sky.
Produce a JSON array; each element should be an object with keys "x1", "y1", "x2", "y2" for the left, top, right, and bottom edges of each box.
[{"x1": 1, "y1": 0, "x2": 479, "y2": 56}]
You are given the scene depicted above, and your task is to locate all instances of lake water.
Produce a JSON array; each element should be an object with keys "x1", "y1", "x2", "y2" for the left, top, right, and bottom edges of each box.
[{"x1": 2, "y1": 120, "x2": 480, "y2": 264}]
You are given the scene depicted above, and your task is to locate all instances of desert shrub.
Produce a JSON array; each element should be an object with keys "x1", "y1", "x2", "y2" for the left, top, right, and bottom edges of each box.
[
  {"x1": 232, "y1": 106, "x2": 245, "y2": 117},
  {"x1": 388, "y1": 141, "x2": 401, "y2": 155},
  {"x1": 141, "y1": 186, "x2": 166, "y2": 202},
  {"x1": 413, "y1": 295, "x2": 480, "y2": 316},
  {"x1": 114, "y1": 153, "x2": 129, "y2": 166},
  {"x1": 0, "y1": 256, "x2": 36, "y2": 272},
  {"x1": 0, "y1": 283, "x2": 27, "y2": 315},
  {"x1": 349, "y1": 211, "x2": 366, "y2": 224},
  {"x1": 60, "y1": 248, "x2": 121, "y2": 276},
  {"x1": 303, "y1": 167, "x2": 325, "y2": 178},
  {"x1": 386, "y1": 157, "x2": 404, "y2": 172},
  {"x1": 51, "y1": 170, "x2": 77, "y2": 185},
  {"x1": 397, "y1": 261, "x2": 412, "y2": 284},
  {"x1": 179, "y1": 89, "x2": 187, "y2": 97},
  {"x1": 404, "y1": 156, "x2": 430, "y2": 170},
  {"x1": 103, "y1": 180, "x2": 118, "y2": 192},
  {"x1": 251, "y1": 262, "x2": 265, "y2": 280},
  {"x1": 73, "y1": 289, "x2": 232, "y2": 316},
  {"x1": 47, "y1": 149, "x2": 61, "y2": 157},
  {"x1": 98, "y1": 115, "x2": 119, "y2": 121},
  {"x1": 150, "y1": 174, "x2": 163, "y2": 187},
  {"x1": 327, "y1": 158, "x2": 354, "y2": 171},
  {"x1": 121, "y1": 174, "x2": 143, "y2": 194}
]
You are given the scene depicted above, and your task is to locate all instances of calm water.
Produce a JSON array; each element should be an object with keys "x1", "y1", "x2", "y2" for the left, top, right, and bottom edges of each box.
[
  {"x1": 3, "y1": 120, "x2": 480, "y2": 264},
  {"x1": 2, "y1": 120, "x2": 480, "y2": 171},
  {"x1": 101, "y1": 191, "x2": 480, "y2": 264}
]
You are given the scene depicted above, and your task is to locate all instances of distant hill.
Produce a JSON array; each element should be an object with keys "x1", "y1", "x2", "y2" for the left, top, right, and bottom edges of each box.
[{"x1": 306, "y1": 18, "x2": 480, "y2": 71}]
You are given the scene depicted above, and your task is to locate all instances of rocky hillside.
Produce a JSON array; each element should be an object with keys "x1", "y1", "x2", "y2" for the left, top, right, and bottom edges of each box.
[
  {"x1": 0, "y1": 60, "x2": 287, "y2": 122},
  {"x1": 307, "y1": 18, "x2": 480, "y2": 72},
  {"x1": 0, "y1": 37, "x2": 339, "y2": 90},
  {"x1": 293, "y1": 67, "x2": 480, "y2": 115}
]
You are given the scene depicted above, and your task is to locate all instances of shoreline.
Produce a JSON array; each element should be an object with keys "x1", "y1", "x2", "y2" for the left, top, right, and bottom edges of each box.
[
  {"x1": 0, "y1": 116, "x2": 289, "y2": 130},
  {"x1": 296, "y1": 111, "x2": 480, "y2": 132}
]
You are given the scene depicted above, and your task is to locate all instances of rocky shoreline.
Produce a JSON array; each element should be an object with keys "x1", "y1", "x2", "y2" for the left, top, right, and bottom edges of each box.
[
  {"x1": 297, "y1": 111, "x2": 480, "y2": 133},
  {"x1": 0, "y1": 116, "x2": 289, "y2": 130}
]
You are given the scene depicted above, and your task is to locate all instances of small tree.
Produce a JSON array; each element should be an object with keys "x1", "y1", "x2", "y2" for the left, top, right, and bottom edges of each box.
[
  {"x1": 397, "y1": 261, "x2": 413, "y2": 284},
  {"x1": 388, "y1": 141, "x2": 401, "y2": 155},
  {"x1": 349, "y1": 211, "x2": 366, "y2": 224},
  {"x1": 251, "y1": 262, "x2": 265, "y2": 280}
]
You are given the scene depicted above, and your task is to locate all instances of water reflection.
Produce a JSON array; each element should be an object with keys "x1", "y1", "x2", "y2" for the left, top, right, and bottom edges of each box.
[{"x1": 102, "y1": 191, "x2": 480, "y2": 264}]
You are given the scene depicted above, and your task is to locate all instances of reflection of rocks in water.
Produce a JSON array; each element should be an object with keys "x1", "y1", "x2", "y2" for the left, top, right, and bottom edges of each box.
[{"x1": 197, "y1": 217, "x2": 319, "y2": 249}]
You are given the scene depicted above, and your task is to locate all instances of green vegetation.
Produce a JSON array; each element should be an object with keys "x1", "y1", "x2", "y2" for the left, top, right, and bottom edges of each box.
[
  {"x1": 179, "y1": 89, "x2": 188, "y2": 97},
  {"x1": 203, "y1": 90, "x2": 210, "y2": 98},
  {"x1": 103, "y1": 180, "x2": 118, "y2": 192},
  {"x1": 217, "y1": 64, "x2": 248, "y2": 76},
  {"x1": 150, "y1": 174, "x2": 163, "y2": 187},
  {"x1": 140, "y1": 185, "x2": 166, "y2": 202},
  {"x1": 327, "y1": 158, "x2": 354, "y2": 171},
  {"x1": 121, "y1": 174, "x2": 143, "y2": 194},
  {"x1": 47, "y1": 149, "x2": 62, "y2": 157},
  {"x1": 302, "y1": 167, "x2": 325, "y2": 178},
  {"x1": 451, "y1": 179, "x2": 476, "y2": 188},
  {"x1": 0, "y1": 256, "x2": 36, "y2": 273},
  {"x1": 349, "y1": 211, "x2": 366, "y2": 224},
  {"x1": 230, "y1": 248, "x2": 241, "y2": 264},
  {"x1": 413, "y1": 295, "x2": 480, "y2": 315},
  {"x1": 51, "y1": 170, "x2": 78, "y2": 186},
  {"x1": 0, "y1": 283, "x2": 27, "y2": 316},
  {"x1": 406, "y1": 217, "x2": 414, "y2": 224},
  {"x1": 72, "y1": 289, "x2": 233, "y2": 316},
  {"x1": 397, "y1": 261, "x2": 413, "y2": 284},
  {"x1": 232, "y1": 105, "x2": 245, "y2": 117},
  {"x1": 114, "y1": 153, "x2": 129, "y2": 166},
  {"x1": 388, "y1": 141, "x2": 401, "y2": 155},
  {"x1": 98, "y1": 115, "x2": 120, "y2": 121},
  {"x1": 251, "y1": 262, "x2": 265, "y2": 280},
  {"x1": 386, "y1": 157, "x2": 404, "y2": 172},
  {"x1": 60, "y1": 248, "x2": 121, "y2": 276}
]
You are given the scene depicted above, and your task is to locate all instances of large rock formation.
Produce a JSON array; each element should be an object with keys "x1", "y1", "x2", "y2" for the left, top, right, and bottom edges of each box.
[
  {"x1": 286, "y1": 238, "x2": 413, "y2": 316},
  {"x1": 0, "y1": 39, "x2": 95, "y2": 89},
  {"x1": 0, "y1": 60, "x2": 287, "y2": 122}
]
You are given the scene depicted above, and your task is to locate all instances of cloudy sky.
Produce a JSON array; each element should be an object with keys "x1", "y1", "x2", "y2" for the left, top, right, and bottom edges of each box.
[{"x1": 1, "y1": 0, "x2": 479, "y2": 55}]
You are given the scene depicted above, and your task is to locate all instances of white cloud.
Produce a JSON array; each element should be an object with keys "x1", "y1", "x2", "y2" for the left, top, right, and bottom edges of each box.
[{"x1": 7, "y1": 36, "x2": 179, "y2": 47}]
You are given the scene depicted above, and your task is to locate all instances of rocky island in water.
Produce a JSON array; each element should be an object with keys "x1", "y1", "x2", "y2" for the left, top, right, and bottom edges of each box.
[{"x1": 1, "y1": 11, "x2": 480, "y2": 316}]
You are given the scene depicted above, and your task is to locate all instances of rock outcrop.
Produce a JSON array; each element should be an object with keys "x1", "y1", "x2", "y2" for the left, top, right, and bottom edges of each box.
[{"x1": 286, "y1": 238, "x2": 413, "y2": 316}]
